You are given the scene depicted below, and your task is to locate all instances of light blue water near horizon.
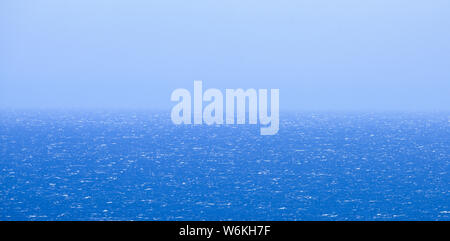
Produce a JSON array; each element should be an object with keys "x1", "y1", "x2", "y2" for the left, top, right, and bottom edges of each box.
[{"x1": 0, "y1": 110, "x2": 449, "y2": 220}]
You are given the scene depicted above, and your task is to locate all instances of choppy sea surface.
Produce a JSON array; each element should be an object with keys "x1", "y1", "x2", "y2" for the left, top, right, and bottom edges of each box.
[{"x1": 0, "y1": 111, "x2": 449, "y2": 221}]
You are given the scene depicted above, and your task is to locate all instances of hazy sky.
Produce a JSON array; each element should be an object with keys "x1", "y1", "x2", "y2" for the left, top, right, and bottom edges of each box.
[{"x1": 1, "y1": 0, "x2": 449, "y2": 111}]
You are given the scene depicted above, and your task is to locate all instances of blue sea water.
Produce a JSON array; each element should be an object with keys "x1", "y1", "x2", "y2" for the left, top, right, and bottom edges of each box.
[{"x1": 0, "y1": 111, "x2": 449, "y2": 221}]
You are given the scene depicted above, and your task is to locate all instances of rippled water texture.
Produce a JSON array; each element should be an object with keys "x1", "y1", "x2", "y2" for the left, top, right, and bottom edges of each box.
[{"x1": 0, "y1": 111, "x2": 449, "y2": 220}]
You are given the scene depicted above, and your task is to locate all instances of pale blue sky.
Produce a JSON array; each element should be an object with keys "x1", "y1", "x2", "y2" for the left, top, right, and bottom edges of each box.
[{"x1": 1, "y1": 0, "x2": 449, "y2": 110}]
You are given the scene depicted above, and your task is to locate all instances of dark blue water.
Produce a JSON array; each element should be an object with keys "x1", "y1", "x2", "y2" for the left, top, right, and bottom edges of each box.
[{"x1": 0, "y1": 111, "x2": 449, "y2": 220}]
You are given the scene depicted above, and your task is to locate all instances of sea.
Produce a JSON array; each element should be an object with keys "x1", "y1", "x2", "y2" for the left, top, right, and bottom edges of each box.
[{"x1": 0, "y1": 110, "x2": 449, "y2": 220}]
